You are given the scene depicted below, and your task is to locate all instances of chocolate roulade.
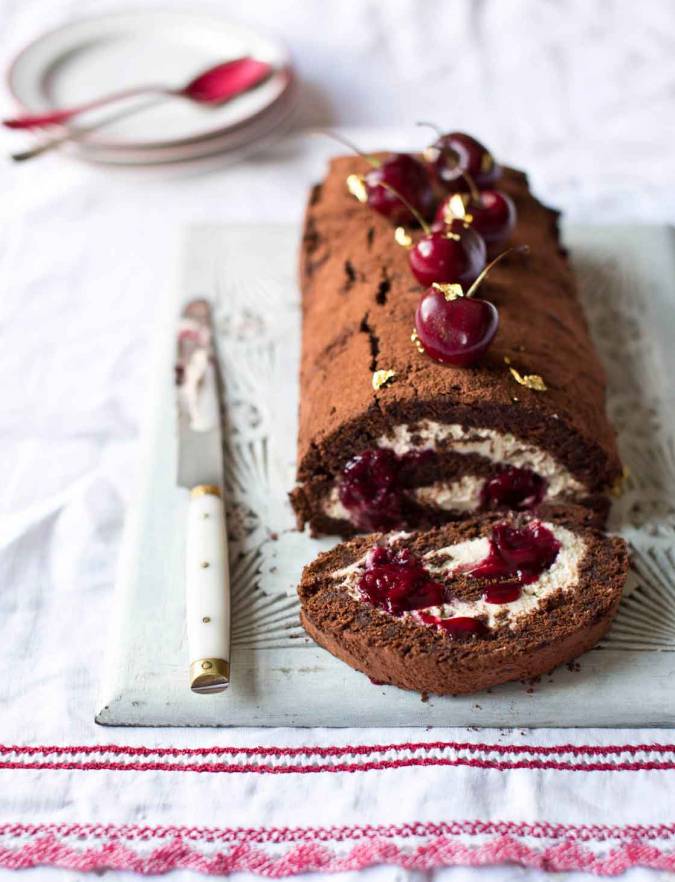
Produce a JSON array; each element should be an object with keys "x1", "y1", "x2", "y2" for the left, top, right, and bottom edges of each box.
[{"x1": 291, "y1": 154, "x2": 621, "y2": 536}]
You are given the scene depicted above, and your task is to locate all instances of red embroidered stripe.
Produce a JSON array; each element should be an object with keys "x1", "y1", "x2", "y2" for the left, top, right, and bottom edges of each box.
[
  {"x1": 0, "y1": 742, "x2": 673, "y2": 774},
  {"x1": 2, "y1": 757, "x2": 675, "y2": 773},
  {"x1": 1, "y1": 819, "x2": 674, "y2": 843},
  {"x1": 0, "y1": 821, "x2": 673, "y2": 876},
  {"x1": 0, "y1": 741, "x2": 672, "y2": 757}
]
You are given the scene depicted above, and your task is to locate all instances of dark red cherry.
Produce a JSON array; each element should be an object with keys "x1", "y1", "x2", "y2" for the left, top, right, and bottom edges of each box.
[
  {"x1": 483, "y1": 582, "x2": 522, "y2": 605},
  {"x1": 417, "y1": 610, "x2": 487, "y2": 637},
  {"x1": 338, "y1": 448, "x2": 403, "y2": 532},
  {"x1": 492, "y1": 521, "x2": 560, "y2": 574},
  {"x1": 408, "y1": 222, "x2": 486, "y2": 288},
  {"x1": 358, "y1": 546, "x2": 446, "y2": 616},
  {"x1": 364, "y1": 154, "x2": 434, "y2": 225},
  {"x1": 470, "y1": 521, "x2": 560, "y2": 584},
  {"x1": 426, "y1": 131, "x2": 500, "y2": 190},
  {"x1": 465, "y1": 520, "x2": 561, "y2": 606},
  {"x1": 338, "y1": 448, "x2": 435, "y2": 532},
  {"x1": 436, "y1": 190, "x2": 516, "y2": 246},
  {"x1": 338, "y1": 448, "x2": 436, "y2": 531},
  {"x1": 415, "y1": 286, "x2": 498, "y2": 367},
  {"x1": 412, "y1": 245, "x2": 528, "y2": 368},
  {"x1": 481, "y1": 466, "x2": 547, "y2": 511}
]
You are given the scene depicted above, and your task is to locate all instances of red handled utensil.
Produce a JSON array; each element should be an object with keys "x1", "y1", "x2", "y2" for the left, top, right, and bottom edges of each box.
[{"x1": 3, "y1": 57, "x2": 272, "y2": 130}]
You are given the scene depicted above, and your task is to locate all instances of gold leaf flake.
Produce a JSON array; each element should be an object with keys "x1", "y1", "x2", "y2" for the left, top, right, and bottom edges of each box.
[
  {"x1": 611, "y1": 466, "x2": 631, "y2": 498},
  {"x1": 410, "y1": 329, "x2": 426, "y2": 354},
  {"x1": 372, "y1": 369, "x2": 396, "y2": 390},
  {"x1": 443, "y1": 230, "x2": 461, "y2": 241},
  {"x1": 445, "y1": 193, "x2": 470, "y2": 223},
  {"x1": 509, "y1": 367, "x2": 547, "y2": 391},
  {"x1": 346, "y1": 174, "x2": 368, "y2": 203},
  {"x1": 432, "y1": 282, "x2": 465, "y2": 301},
  {"x1": 503, "y1": 355, "x2": 512, "y2": 365},
  {"x1": 423, "y1": 146, "x2": 440, "y2": 163},
  {"x1": 394, "y1": 226, "x2": 413, "y2": 248}
]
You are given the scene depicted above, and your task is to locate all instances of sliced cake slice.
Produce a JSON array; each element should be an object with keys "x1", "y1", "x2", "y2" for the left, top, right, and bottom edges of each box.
[{"x1": 298, "y1": 507, "x2": 629, "y2": 695}]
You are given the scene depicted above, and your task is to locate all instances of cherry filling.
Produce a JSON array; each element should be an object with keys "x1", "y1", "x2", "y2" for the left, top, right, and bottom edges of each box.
[
  {"x1": 356, "y1": 520, "x2": 560, "y2": 642},
  {"x1": 468, "y1": 521, "x2": 561, "y2": 605},
  {"x1": 338, "y1": 448, "x2": 433, "y2": 531},
  {"x1": 358, "y1": 546, "x2": 446, "y2": 616},
  {"x1": 417, "y1": 611, "x2": 487, "y2": 636},
  {"x1": 357, "y1": 546, "x2": 485, "y2": 637},
  {"x1": 480, "y1": 466, "x2": 547, "y2": 511}
]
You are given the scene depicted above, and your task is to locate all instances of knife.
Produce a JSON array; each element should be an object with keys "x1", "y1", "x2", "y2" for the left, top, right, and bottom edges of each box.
[{"x1": 175, "y1": 299, "x2": 230, "y2": 694}]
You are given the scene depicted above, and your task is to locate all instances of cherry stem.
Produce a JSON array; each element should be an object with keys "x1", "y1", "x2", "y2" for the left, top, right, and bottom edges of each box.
[
  {"x1": 378, "y1": 181, "x2": 430, "y2": 234},
  {"x1": 461, "y1": 171, "x2": 481, "y2": 203},
  {"x1": 466, "y1": 245, "x2": 530, "y2": 299},
  {"x1": 416, "y1": 120, "x2": 444, "y2": 138},
  {"x1": 316, "y1": 129, "x2": 380, "y2": 167}
]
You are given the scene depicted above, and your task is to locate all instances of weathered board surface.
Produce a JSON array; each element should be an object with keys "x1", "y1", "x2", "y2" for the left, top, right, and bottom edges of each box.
[{"x1": 96, "y1": 224, "x2": 675, "y2": 727}]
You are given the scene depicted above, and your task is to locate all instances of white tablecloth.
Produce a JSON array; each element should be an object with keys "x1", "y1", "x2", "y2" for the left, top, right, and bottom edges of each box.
[{"x1": 1, "y1": 0, "x2": 675, "y2": 879}]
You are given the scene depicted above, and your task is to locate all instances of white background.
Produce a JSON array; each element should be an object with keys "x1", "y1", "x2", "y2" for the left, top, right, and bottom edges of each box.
[{"x1": 1, "y1": 1, "x2": 674, "y2": 881}]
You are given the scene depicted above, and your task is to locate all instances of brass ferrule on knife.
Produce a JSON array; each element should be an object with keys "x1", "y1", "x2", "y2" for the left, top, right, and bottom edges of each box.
[
  {"x1": 191, "y1": 484, "x2": 221, "y2": 499},
  {"x1": 190, "y1": 657, "x2": 230, "y2": 694}
]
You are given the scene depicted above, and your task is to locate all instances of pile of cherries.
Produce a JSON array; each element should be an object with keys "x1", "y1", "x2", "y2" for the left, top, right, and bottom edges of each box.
[{"x1": 351, "y1": 129, "x2": 519, "y2": 367}]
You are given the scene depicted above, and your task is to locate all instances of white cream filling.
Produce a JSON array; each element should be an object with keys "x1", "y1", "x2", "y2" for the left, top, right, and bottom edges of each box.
[
  {"x1": 323, "y1": 478, "x2": 485, "y2": 521},
  {"x1": 321, "y1": 422, "x2": 585, "y2": 522},
  {"x1": 412, "y1": 476, "x2": 484, "y2": 512},
  {"x1": 377, "y1": 421, "x2": 584, "y2": 497},
  {"x1": 323, "y1": 486, "x2": 354, "y2": 521},
  {"x1": 332, "y1": 522, "x2": 586, "y2": 630}
]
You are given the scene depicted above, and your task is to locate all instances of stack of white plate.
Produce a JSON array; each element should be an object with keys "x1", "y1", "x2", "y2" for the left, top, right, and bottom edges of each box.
[{"x1": 7, "y1": 11, "x2": 296, "y2": 166}]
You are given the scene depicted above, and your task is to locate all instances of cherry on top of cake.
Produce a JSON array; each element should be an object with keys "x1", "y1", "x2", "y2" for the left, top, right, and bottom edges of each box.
[
  {"x1": 330, "y1": 127, "x2": 528, "y2": 372},
  {"x1": 335, "y1": 127, "x2": 515, "y2": 252}
]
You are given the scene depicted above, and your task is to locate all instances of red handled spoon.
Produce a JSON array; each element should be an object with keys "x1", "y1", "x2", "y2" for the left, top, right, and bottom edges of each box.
[{"x1": 3, "y1": 57, "x2": 273, "y2": 130}]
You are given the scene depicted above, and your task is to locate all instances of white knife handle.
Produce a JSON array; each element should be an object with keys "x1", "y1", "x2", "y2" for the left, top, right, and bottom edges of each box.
[{"x1": 185, "y1": 485, "x2": 230, "y2": 694}]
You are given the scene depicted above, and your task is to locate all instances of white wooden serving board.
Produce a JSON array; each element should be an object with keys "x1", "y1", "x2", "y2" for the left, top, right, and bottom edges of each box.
[{"x1": 96, "y1": 223, "x2": 675, "y2": 728}]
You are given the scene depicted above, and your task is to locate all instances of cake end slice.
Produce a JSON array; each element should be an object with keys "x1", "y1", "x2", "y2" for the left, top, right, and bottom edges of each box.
[{"x1": 298, "y1": 507, "x2": 629, "y2": 695}]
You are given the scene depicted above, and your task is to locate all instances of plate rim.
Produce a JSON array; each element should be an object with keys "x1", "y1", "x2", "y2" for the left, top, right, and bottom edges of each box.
[{"x1": 63, "y1": 86, "x2": 298, "y2": 167}]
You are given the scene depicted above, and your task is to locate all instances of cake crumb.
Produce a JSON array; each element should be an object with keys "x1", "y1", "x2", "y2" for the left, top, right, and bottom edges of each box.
[{"x1": 420, "y1": 691, "x2": 429, "y2": 703}]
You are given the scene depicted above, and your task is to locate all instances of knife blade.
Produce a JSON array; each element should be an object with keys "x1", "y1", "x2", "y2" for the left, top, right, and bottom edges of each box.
[{"x1": 175, "y1": 299, "x2": 230, "y2": 694}]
